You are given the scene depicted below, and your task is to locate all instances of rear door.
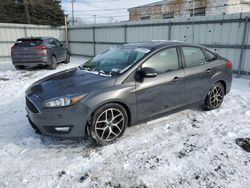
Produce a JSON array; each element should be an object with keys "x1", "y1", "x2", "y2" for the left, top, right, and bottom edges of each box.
[
  {"x1": 48, "y1": 38, "x2": 63, "y2": 61},
  {"x1": 180, "y1": 46, "x2": 213, "y2": 104},
  {"x1": 135, "y1": 47, "x2": 186, "y2": 121}
]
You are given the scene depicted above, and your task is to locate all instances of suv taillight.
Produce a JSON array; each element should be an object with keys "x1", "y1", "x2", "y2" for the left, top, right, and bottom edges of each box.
[
  {"x1": 11, "y1": 45, "x2": 15, "y2": 51},
  {"x1": 35, "y1": 45, "x2": 48, "y2": 50},
  {"x1": 225, "y1": 60, "x2": 233, "y2": 69}
]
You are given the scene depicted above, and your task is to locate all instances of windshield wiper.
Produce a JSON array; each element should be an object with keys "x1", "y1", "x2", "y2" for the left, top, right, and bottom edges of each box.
[{"x1": 78, "y1": 66, "x2": 111, "y2": 77}]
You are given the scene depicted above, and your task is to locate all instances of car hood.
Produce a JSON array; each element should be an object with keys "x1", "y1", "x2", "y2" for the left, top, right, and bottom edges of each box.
[{"x1": 26, "y1": 67, "x2": 116, "y2": 101}]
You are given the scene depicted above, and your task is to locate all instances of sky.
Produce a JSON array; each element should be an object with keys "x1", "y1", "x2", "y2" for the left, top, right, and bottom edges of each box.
[{"x1": 60, "y1": 0, "x2": 160, "y2": 24}]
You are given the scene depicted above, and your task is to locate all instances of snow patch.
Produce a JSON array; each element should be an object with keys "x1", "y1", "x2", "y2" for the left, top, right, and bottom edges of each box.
[{"x1": 0, "y1": 57, "x2": 249, "y2": 187}]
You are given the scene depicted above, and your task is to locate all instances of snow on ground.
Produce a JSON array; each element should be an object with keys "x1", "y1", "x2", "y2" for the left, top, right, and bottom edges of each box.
[{"x1": 0, "y1": 57, "x2": 249, "y2": 188}]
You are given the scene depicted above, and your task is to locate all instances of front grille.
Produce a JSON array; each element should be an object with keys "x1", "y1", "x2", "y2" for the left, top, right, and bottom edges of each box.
[{"x1": 26, "y1": 96, "x2": 40, "y2": 113}]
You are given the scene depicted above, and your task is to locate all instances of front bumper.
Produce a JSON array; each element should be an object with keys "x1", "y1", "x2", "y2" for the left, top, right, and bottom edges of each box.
[{"x1": 26, "y1": 95, "x2": 92, "y2": 138}]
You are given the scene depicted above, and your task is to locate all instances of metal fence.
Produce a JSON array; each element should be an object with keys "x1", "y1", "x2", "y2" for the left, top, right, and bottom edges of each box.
[
  {"x1": 0, "y1": 23, "x2": 65, "y2": 61},
  {"x1": 68, "y1": 13, "x2": 250, "y2": 76}
]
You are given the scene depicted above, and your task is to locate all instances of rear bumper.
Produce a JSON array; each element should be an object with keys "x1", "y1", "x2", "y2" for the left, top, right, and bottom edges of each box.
[
  {"x1": 12, "y1": 57, "x2": 50, "y2": 66},
  {"x1": 26, "y1": 96, "x2": 92, "y2": 138}
]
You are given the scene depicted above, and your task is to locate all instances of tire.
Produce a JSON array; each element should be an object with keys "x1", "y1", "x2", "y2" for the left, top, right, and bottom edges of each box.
[
  {"x1": 48, "y1": 56, "x2": 57, "y2": 70},
  {"x1": 86, "y1": 103, "x2": 128, "y2": 146},
  {"x1": 15, "y1": 65, "x2": 25, "y2": 70},
  {"x1": 204, "y1": 82, "x2": 225, "y2": 110},
  {"x1": 64, "y1": 53, "x2": 70, "y2": 64}
]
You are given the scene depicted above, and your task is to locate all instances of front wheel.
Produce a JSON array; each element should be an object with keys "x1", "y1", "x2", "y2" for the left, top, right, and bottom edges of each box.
[
  {"x1": 204, "y1": 82, "x2": 225, "y2": 110},
  {"x1": 86, "y1": 103, "x2": 128, "y2": 146}
]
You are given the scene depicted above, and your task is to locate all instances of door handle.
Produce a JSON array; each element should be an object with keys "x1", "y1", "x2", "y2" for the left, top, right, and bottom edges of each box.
[
  {"x1": 172, "y1": 76, "x2": 181, "y2": 82},
  {"x1": 206, "y1": 68, "x2": 211, "y2": 74}
]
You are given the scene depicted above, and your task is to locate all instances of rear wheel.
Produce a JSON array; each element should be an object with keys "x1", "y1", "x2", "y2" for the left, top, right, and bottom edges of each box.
[
  {"x1": 86, "y1": 103, "x2": 128, "y2": 145},
  {"x1": 64, "y1": 53, "x2": 70, "y2": 64},
  {"x1": 48, "y1": 56, "x2": 57, "y2": 70},
  {"x1": 204, "y1": 82, "x2": 225, "y2": 110},
  {"x1": 15, "y1": 65, "x2": 25, "y2": 70}
]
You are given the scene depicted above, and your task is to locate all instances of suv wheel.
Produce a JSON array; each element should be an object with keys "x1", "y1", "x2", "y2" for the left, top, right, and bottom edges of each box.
[
  {"x1": 64, "y1": 53, "x2": 70, "y2": 64},
  {"x1": 86, "y1": 103, "x2": 128, "y2": 145},
  {"x1": 48, "y1": 56, "x2": 57, "y2": 70},
  {"x1": 204, "y1": 82, "x2": 225, "y2": 110},
  {"x1": 15, "y1": 65, "x2": 25, "y2": 70}
]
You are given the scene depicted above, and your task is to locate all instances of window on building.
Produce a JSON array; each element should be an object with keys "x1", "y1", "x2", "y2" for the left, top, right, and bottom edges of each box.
[
  {"x1": 190, "y1": 7, "x2": 206, "y2": 17},
  {"x1": 162, "y1": 12, "x2": 174, "y2": 19},
  {"x1": 141, "y1": 16, "x2": 150, "y2": 20}
]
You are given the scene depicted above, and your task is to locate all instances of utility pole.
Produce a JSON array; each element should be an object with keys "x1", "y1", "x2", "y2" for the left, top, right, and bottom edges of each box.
[
  {"x1": 71, "y1": 0, "x2": 76, "y2": 26},
  {"x1": 192, "y1": 0, "x2": 195, "y2": 44},
  {"x1": 23, "y1": 0, "x2": 31, "y2": 24},
  {"x1": 93, "y1": 15, "x2": 97, "y2": 24},
  {"x1": 64, "y1": 15, "x2": 69, "y2": 47}
]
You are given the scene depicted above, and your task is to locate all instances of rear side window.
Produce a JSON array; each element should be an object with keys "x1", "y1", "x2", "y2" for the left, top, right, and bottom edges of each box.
[
  {"x1": 182, "y1": 47, "x2": 206, "y2": 67},
  {"x1": 48, "y1": 38, "x2": 61, "y2": 47},
  {"x1": 15, "y1": 39, "x2": 43, "y2": 47},
  {"x1": 204, "y1": 49, "x2": 217, "y2": 62},
  {"x1": 142, "y1": 47, "x2": 179, "y2": 74}
]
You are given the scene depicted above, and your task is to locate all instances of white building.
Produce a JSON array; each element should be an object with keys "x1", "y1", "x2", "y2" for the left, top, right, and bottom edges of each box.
[{"x1": 128, "y1": 0, "x2": 250, "y2": 21}]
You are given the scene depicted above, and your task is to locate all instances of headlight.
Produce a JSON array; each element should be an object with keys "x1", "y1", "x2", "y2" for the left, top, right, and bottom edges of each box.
[{"x1": 43, "y1": 94, "x2": 86, "y2": 108}]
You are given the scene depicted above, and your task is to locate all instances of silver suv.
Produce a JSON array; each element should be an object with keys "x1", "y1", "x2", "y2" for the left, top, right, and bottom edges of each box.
[{"x1": 11, "y1": 37, "x2": 70, "y2": 70}]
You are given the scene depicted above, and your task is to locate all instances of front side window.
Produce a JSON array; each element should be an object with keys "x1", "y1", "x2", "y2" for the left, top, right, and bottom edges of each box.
[
  {"x1": 182, "y1": 47, "x2": 206, "y2": 67},
  {"x1": 48, "y1": 39, "x2": 57, "y2": 46},
  {"x1": 142, "y1": 48, "x2": 179, "y2": 74}
]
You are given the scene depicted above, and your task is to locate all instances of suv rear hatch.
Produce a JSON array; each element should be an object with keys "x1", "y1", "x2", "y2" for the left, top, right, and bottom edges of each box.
[{"x1": 11, "y1": 38, "x2": 48, "y2": 60}]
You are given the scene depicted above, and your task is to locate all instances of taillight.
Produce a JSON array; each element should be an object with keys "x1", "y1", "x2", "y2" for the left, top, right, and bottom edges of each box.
[
  {"x1": 35, "y1": 45, "x2": 48, "y2": 50},
  {"x1": 11, "y1": 45, "x2": 15, "y2": 51},
  {"x1": 225, "y1": 60, "x2": 233, "y2": 69}
]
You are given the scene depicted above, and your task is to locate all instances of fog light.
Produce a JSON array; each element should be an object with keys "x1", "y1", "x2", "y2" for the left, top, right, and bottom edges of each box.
[{"x1": 55, "y1": 127, "x2": 70, "y2": 132}]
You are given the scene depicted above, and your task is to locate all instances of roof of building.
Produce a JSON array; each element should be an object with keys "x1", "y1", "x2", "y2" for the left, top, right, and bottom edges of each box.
[{"x1": 128, "y1": 0, "x2": 170, "y2": 10}]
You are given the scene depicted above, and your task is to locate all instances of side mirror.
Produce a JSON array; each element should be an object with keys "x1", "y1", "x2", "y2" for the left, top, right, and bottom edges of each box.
[
  {"x1": 140, "y1": 67, "x2": 158, "y2": 78},
  {"x1": 135, "y1": 67, "x2": 157, "y2": 82},
  {"x1": 60, "y1": 42, "x2": 64, "y2": 47}
]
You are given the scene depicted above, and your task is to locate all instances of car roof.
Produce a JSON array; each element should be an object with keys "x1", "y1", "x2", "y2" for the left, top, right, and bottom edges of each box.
[{"x1": 123, "y1": 41, "x2": 203, "y2": 50}]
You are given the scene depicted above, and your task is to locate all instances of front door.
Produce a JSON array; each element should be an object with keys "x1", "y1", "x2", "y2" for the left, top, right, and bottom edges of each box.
[{"x1": 135, "y1": 47, "x2": 186, "y2": 121}]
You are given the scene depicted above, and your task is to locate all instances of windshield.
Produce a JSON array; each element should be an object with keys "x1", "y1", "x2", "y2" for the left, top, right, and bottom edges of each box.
[{"x1": 80, "y1": 46, "x2": 151, "y2": 77}]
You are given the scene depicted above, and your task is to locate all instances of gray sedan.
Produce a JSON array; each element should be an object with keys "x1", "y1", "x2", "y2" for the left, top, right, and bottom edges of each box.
[
  {"x1": 11, "y1": 37, "x2": 70, "y2": 70},
  {"x1": 26, "y1": 41, "x2": 232, "y2": 145}
]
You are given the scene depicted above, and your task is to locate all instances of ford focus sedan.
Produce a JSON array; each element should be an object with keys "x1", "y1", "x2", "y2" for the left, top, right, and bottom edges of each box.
[{"x1": 26, "y1": 41, "x2": 232, "y2": 145}]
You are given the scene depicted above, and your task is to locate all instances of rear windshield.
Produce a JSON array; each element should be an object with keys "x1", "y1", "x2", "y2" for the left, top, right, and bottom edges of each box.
[{"x1": 15, "y1": 39, "x2": 43, "y2": 47}]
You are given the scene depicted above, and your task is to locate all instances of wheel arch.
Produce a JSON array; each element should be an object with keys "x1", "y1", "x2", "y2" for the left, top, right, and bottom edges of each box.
[
  {"x1": 217, "y1": 80, "x2": 227, "y2": 94},
  {"x1": 211, "y1": 72, "x2": 228, "y2": 94},
  {"x1": 87, "y1": 100, "x2": 132, "y2": 129}
]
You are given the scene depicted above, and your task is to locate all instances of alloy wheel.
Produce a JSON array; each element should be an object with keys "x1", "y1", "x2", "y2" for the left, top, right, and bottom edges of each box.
[
  {"x1": 209, "y1": 85, "x2": 224, "y2": 108},
  {"x1": 94, "y1": 108, "x2": 125, "y2": 142}
]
